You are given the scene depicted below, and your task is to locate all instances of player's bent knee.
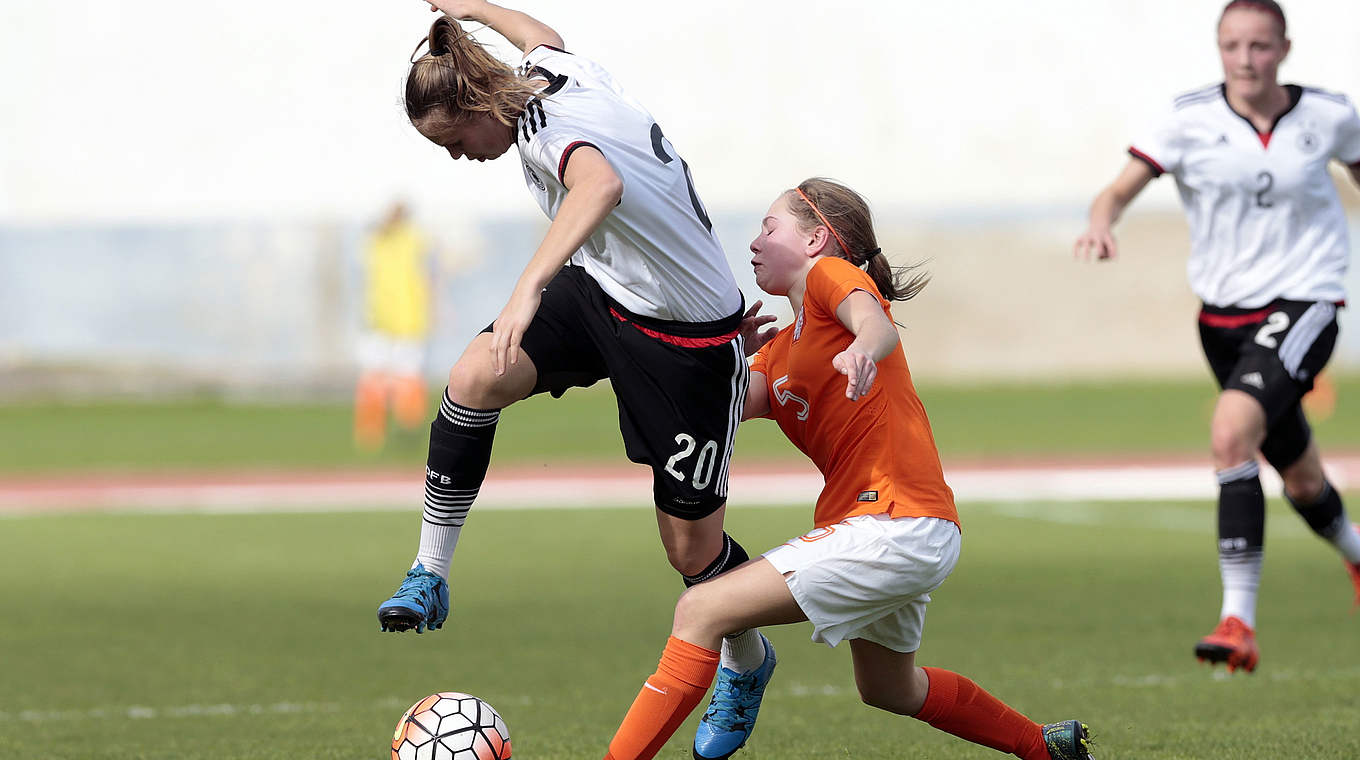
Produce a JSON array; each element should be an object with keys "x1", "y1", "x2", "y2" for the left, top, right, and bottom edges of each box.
[
  {"x1": 446, "y1": 356, "x2": 533, "y2": 410},
  {"x1": 672, "y1": 585, "x2": 727, "y2": 639},
  {"x1": 1283, "y1": 470, "x2": 1326, "y2": 504},
  {"x1": 1209, "y1": 425, "x2": 1256, "y2": 469}
]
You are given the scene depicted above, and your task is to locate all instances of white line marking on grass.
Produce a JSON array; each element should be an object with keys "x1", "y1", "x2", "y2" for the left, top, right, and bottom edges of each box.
[
  {"x1": 2, "y1": 456, "x2": 1358, "y2": 516},
  {"x1": 0, "y1": 696, "x2": 536, "y2": 724},
  {"x1": 0, "y1": 701, "x2": 343, "y2": 723}
]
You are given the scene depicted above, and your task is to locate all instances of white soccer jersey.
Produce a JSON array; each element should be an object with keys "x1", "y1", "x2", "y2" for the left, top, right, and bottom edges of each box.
[
  {"x1": 513, "y1": 45, "x2": 741, "y2": 323},
  {"x1": 1130, "y1": 84, "x2": 1360, "y2": 308}
]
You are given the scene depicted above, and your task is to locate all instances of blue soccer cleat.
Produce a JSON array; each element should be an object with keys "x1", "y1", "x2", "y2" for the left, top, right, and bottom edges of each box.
[
  {"x1": 692, "y1": 633, "x2": 776, "y2": 760},
  {"x1": 1042, "y1": 720, "x2": 1095, "y2": 760},
  {"x1": 377, "y1": 563, "x2": 449, "y2": 633}
]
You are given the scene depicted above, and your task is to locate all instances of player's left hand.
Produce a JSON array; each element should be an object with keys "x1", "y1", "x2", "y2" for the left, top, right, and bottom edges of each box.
[
  {"x1": 832, "y1": 348, "x2": 877, "y2": 401},
  {"x1": 738, "y1": 299, "x2": 779, "y2": 357},
  {"x1": 489, "y1": 287, "x2": 542, "y2": 376},
  {"x1": 422, "y1": 0, "x2": 487, "y2": 20}
]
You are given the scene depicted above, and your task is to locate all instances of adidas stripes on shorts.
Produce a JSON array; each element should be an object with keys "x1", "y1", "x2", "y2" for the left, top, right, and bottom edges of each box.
[{"x1": 763, "y1": 513, "x2": 961, "y2": 653}]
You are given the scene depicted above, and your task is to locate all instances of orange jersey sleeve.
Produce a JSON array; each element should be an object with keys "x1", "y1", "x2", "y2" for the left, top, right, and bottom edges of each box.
[{"x1": 755, "y1": 257, "x2": 957, "y2": 528}]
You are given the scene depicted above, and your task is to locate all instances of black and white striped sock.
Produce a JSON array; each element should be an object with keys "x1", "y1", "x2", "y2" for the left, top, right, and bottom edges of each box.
[
  {"x1": 1217, "y1": 460, "x2": 1265, "y2": 628},
  {"x1": 415, "y1": 391, "x2": 500, "y2": 580},
  {"x1": 1287, "y1": 480, "x2": 1360, "y2": 563}
]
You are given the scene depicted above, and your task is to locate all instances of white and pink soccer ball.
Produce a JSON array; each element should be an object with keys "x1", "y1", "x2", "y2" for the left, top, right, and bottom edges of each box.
[{"x1": 391, "y1": 692, "x2": 512, "y2": 760}]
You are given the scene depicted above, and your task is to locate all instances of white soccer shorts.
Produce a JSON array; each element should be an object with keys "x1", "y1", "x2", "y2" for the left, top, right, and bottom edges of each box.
[
  {"x1": 357, "y1": 332, "x2": 426, "y2": 376},
  {"x1": 764, "y1": 513, "x2": 961, "y2": 653}
]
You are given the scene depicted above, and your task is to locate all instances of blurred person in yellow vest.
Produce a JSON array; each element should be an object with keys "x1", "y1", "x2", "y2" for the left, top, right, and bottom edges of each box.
[{"x1": 355, "y1": 201, "x2": 433, "y2": 450}]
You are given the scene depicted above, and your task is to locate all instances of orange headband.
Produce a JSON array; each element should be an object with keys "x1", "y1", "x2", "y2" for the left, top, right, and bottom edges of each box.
[{"x1": 795, "y1": 187, "x2": 851, "y2": 258}]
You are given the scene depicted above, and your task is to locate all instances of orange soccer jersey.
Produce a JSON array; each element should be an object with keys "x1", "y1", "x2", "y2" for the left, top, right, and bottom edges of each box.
[{"x1": 749, "y1": 257, "x2": 957, "y2": 529}]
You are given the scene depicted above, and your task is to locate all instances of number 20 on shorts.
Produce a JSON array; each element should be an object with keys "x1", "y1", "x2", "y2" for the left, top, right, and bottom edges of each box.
[{"x1": 665, "y1": 433, "x2": 719, "y2": 490}]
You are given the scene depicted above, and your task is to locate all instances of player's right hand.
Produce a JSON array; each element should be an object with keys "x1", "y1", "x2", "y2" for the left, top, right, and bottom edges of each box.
[
  {"x1": 738, "y1": 299, "x2": 779, "y2": 357},
  {"x1": 489, "y1": 287, "x2": 541, "y2": 376},
  {"x1": 1073, "y1": 227, "x2": 1118, "y2": 261}
]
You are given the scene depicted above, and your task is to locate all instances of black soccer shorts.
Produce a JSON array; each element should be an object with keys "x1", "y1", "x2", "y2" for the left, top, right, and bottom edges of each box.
[
  {"x1": 1198, "y1": 299, "x2": 1339, "y2": 470},
  {"x1": 494, "y1": 265, "x2": 747, "y2": 519}
]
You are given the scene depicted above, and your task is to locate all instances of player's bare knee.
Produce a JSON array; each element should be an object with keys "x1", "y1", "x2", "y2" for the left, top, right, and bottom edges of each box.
[
  {"x1": 672, "y1": 585, "x2": 723, "y2": 638},
  {"x1": 446, "y1": 356, "x2": 529, "y2": 409},
  {"x1": 1209, "y1": 423, "x2": 1255, "y2": 471},
  {"x1": 446, "y1": 362, "x2": 495, "y2": 407},
  {"x1": 1282, "y1": 468, "x2": 1326, "y2": 504}
]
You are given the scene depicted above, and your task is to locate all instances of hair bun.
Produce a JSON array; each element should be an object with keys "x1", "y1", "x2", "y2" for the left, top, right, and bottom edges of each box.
[{"x1": 428, "y1": 16, "x2": 457, "y2": 56}]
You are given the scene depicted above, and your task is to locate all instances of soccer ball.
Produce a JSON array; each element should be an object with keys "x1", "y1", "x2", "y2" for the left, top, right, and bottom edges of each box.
[{"x1": 391, "y1": 692, "x2": 512, "y2": 760}]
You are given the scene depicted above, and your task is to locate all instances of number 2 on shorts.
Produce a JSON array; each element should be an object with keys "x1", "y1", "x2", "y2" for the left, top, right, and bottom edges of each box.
[{"x1": 1254, "y1": 311, "x2": 1290, "y2": 349}]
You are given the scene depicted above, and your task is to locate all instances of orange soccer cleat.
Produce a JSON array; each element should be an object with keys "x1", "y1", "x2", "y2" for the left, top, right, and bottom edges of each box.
[{"x1": 1194, "y1": 616, "x2": 1259, "y2": 673}]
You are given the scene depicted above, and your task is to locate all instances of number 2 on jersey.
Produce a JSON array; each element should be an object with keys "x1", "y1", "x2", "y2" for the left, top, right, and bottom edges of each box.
[
  {"x1": 649, "y1": 123, "x2": 713, "y2": 232},
  {"x1": 1255, "y1": 170, "x2": 1274, "y2": 208}
]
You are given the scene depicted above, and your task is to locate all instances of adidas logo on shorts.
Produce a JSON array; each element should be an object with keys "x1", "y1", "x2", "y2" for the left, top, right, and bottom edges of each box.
[{"x1": 1240, "y1": 372, "x2": 1265, "y2": 389}]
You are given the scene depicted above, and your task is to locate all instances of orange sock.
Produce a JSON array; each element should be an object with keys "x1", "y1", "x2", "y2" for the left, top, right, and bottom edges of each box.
[
  {"x1": 603, "y1": 637, "x2": 719, "y2": 760},
  {"x1": 353, "y1": 374, "x2": 387, "y2": 450},
  {"x1": 393, "y1": 374, "x2": 427, "y2": 431},
  {"x1": 913, "y1": 667, "x2": 1048, "y2": 760}
]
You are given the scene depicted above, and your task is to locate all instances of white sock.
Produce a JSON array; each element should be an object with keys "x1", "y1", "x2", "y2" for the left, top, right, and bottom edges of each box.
[
  {"x1": 416, "y1": 522, "x2": 461, "y2": 580},
  {"x1": 1219, "y1": 552, "x2": 1262, "y2": 629},
  {"x1": 1329, "y1": 521, "x2": 1360, "y2": 564},
  {"x1": 720, "y1": 629, "x2": 767, "y2": 673}
]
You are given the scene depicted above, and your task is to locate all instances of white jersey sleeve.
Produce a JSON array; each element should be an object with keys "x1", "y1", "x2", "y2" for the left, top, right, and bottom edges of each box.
[
  {"x1": 1129, "y1": 85, "x2": 1216, "y2": 176},
  {"x1": 512, "y1": 45, "x2": 742, "y2": 324},
  {"x1": 1333, "y1": 95, "x2": 1360, "y2": 165}
]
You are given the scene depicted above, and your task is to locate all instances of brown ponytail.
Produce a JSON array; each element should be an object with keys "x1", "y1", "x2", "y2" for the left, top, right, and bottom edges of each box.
[
  {"x1": 405, "y1": 16, "x2": 542, "y2": 128},
  {"x1": 787, "y1": 178, "x2": 929, "y2": 302}
]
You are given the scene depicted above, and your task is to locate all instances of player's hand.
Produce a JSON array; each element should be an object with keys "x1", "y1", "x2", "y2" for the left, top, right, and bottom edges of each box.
[
  {"x1": 832, "y1": 348, "x2": 877, "y2": 401},
  {"x1": 1073, "y1": 226, "x2": 1118, "y2": 261},
  {"x1": 738, "y1": 299, "x2": 779, "y2": 357},
  {"x1": 489, "y1": 287, "x2": 541, "y2": 376},
  {"x1": 422, "y1": 0, "x2": 486, "y2": 20}
]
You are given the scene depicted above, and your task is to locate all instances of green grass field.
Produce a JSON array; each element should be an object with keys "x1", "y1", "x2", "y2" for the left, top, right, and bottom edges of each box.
[
  {"x1": 3, "y1": 498, "x2": 1359, "y2": 759},
  {"x1": 3, "y1": 375, "x2": 1359, "y2": 473},
  {"x1": 4, "y1": 377, "x2": 1360, "y2": 759}
]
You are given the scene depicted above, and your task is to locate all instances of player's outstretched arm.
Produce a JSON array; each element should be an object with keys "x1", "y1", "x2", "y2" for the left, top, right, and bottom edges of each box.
[
  {"x1": 832, "y1": 290, "x2": 898, "y2": 401},
  {"x1": 1074, "y1": 158, "x2": 1156, "y2": 262},
  {"x1": 488, "y1": 147, "x2": 622, "y2": 376},
  {"x1": 421, "y1": 0, "x2": 564, "y2": 53}
]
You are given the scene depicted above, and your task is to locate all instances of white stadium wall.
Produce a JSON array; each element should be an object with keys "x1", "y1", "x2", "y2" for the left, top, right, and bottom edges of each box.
[{"x1": 2, "y1": 1, "x2": 1359, "y2": 393}]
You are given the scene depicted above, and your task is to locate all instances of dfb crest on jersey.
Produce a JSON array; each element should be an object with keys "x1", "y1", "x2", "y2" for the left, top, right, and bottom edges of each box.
[
  {"x1": 524, "y1": 163, "x2": 546, "y2": 192},
  {"x1": 1296, "y1": 131, "x2": 1319, "y2": 154}
]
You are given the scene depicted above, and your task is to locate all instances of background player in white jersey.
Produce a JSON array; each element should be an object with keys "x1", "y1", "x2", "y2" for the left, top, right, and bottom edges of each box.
[
  {"x1": 377, "y1": 1, "x2": 773, "y2": 730},
  {"x1": 1075, "y1": 0, "x2": 1360, "y2": 674}
]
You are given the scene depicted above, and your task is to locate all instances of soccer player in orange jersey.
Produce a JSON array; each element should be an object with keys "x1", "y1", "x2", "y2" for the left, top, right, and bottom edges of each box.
[{"x1": 603, "y1": 179, "x2": 1094, "y2": 760}]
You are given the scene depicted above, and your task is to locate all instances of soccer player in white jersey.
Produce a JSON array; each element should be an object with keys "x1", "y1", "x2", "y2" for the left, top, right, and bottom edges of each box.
[
  {"x1": 1076, "y1": 0, "x2": 1360, "y2": 674},
  {"x1": 376, "y1": 1, "x2": 777, "y2": 753}
]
